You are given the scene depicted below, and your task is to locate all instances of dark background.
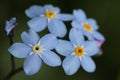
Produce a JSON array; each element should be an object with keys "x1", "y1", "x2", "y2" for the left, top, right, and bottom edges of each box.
[{"x1": 0, "y1": 0, "x2": 120, "y2": 80}]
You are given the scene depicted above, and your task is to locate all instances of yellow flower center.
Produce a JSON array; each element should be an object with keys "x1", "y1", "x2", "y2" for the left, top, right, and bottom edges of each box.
[
  {"x1": 74, "y1": 46, "x2": 84, "y2": 57},
  {"x1": 32, "y1": 44, "x2": 42, "y2": 54},
  {"x1": 83, "y1": 23, "x2": 92, "y2": 32},
  {"x1": 45, "y1": 11, "x2": 56, "y2": 19}
]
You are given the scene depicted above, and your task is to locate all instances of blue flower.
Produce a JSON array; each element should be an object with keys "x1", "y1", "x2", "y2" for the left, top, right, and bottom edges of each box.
[
  {"x1": 25, "y1": 4, "x2": 73, "y2": 37},
  {"x1": 8, "y1": 30, "x2": 61, "y2": 75},
  {"x1": 72, "y1": 9, "x2": 105, "y2": 41},
  {"x1": 5, "y1": 17, "x2": 17, "y2": 35},
  {"x1": 55, "y1": 28, "x2": 99, "y2": 75}
]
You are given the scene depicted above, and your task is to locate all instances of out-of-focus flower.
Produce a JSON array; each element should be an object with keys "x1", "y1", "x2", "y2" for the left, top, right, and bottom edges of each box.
[
  {"x1": 55, "y1": 28, "x2": 99, "y2": 75},
  {"x1": 25, "y1": 4, "x2": 73, "y2": 37},
  {"x1": 95, "y1": 40, "x2": 105, "y2": 56},
  {"x1": 5, "y1": 17, "x2": 17, "y2": 36},
  {"x1": 8, "y1": 30, "x2": 61, "y2": 75},
  {"x1": 72, "y1": 9, "x2": 105, "y2": 41},
  {"x1": 96, "y1": 40, "x2": 104, "y2": 48}
]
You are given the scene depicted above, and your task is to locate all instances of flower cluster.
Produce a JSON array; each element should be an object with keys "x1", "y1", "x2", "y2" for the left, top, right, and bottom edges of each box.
[{"x1": 7, "y1": 4, "x2": 105, "y2": 76}]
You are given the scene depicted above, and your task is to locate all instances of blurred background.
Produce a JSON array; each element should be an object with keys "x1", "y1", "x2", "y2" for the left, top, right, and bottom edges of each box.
[{"x1": 0, "y1": 0, "x2": 120, "y2": 80}]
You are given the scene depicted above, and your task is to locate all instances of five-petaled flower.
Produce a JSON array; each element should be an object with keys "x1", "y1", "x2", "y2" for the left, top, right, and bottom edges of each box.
[
  {"x1": 25, "y1": 4, "x2": 73, "y2": 37},
  {"x1": 55, "y1": 28, "x2": 99, "y2": 75},
  {"x1": 72, "y1": 9, "x2": 105, "y2": 41},
  {"x1": 5, "y1": 17, "x2": 17, "y2": 36},
  {"x1": 8, "y1": 30, "x2": 61, "y2": 75}
]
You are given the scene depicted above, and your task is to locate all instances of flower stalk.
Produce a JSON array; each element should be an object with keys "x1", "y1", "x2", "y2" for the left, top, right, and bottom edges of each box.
[
  {"x1": 4, "y1": 67, "x2": 23, "y2": 80},
  {"x1": 8, "y1": 31, "x2": 15, "y2": 71}
]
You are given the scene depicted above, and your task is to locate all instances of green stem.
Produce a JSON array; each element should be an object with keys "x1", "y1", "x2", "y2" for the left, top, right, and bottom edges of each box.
[
  {"x1": 9, "y1": 35, "x2": 15, "y2": 71},
  {"x1": 4, "y1": 67, "x2": 23, "y2": 80}
]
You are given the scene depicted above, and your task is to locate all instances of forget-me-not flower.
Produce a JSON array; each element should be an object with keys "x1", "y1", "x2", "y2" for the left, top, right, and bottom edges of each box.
[
  {"x1": 25, "y1": 4, "x2": 73, "y2": 37},
  {"x1": 55, "y1": 28, "x2": 99, "y2": 75},
  {"x1": 5, "y1": 17, "x2": 17, "y2": 35},
  {"x1": 72, "y1": 9, "x2": 105, "y2": 41},
  {"x1": 8, "y1": 30, "x2": 61, "y2": 75}
]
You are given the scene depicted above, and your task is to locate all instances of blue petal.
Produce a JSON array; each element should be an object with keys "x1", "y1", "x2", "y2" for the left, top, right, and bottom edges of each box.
[
  {"x1": 57, "y1": 13, "x2": 73, "y2": 21},
  {"x1": 81, "y1": 56, "x2": 96, "y2": 72},
  {"x1": 88, "y1": 18, "x2": 99, "y2": 30},
  {"x1": 73, "y1": 9, "x2": 87, "y2": 23},
  {"x1": 69, "y1": 28, "x2": 84, "y2": 46},
  {"x1": 92, "y1": 31, "x2": 105, "y2": 41},
  {"x1": 55, "y1": 40, "x2": 74, "y2": 56},
  {"x1": 24, "y1": 54, "x2": 42, "y2": 75},
  {"x1": 83, "y1": 41, "x2": 99, "y2": 56},
  {"x1": 25, "y1": 5, "x2": 45, "y2": 18},
  {"x1": 27, "y1": 17, "x2": 47, "y2": 32},
  {"x1": 84, "y1": 31, "x2": 94, "y2": 40},
  {"x1": 8, "y1": 43, "x2": 31, "y2": 58},
  {"x1": 48, "y1": 19, "x2": 67, "y2": 37},
  {"x1": 21, "y1": 30, "x2": 39, "y2": 45},
  {"x1": 40, "y1": 34, "x2": 58, "y2": 50},
  {"x1": 62, "y1": 55, "x2": 80, "y2": 75},
  {"x1": 71, "y1": 21, "x2": 83, "y2": 30},
  {"x1": 41, "y1": 50, "x2": 61, "y2": 67},
  {"x1": 44, "y1": 4, "x2": 60, "y2": 13}
]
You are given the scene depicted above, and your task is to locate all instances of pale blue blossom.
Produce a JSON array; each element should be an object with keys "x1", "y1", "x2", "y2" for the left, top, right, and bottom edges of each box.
[
  {"x1": 25, "y1": 4, "x2": 73, "y2": 37},
  {"x1": 55, "y1": 28, "x2": 99, "y2": 75},
  {"x1": 72, "y1": 9, "x2": 105, "y2": 41},
  {"x1": 8, "y1": 30, "x2": 61, "y2": 75}
]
